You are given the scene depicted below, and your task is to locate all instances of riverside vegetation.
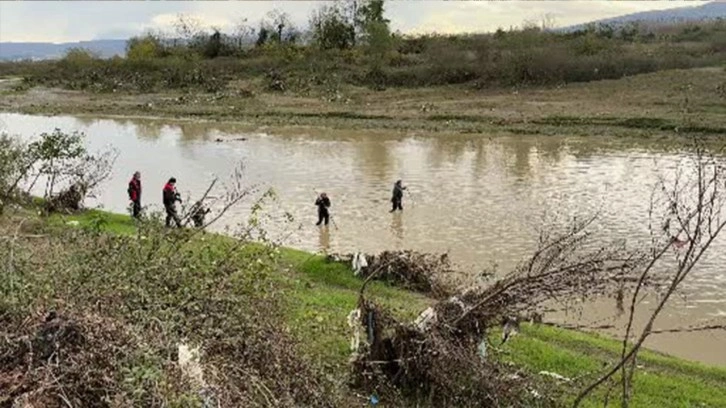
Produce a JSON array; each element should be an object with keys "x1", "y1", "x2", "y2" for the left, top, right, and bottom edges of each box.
[
  {"x1": 1, "y1": 128, "x2": 725, "y2": 407},
  {"x1": 2, "y1": 4, "x2": 726, "y2": 93},
  {"x1": 4, "y1": 204, "x2": 726, "y2": 407}
]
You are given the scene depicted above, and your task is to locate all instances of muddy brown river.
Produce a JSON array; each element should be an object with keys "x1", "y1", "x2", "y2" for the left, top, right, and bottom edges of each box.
[{"x1": 1, "y1": 112, "x2": 725, "y2": 366}]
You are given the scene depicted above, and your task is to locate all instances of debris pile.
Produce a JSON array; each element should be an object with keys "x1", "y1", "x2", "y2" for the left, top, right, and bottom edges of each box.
[
  {"x1": 266, "y1": 70, "x2": 286, "y2": 92},
  {"x1": 333, "y1": 250, "x2": 466, "y2": 298},
  {"x1": 348, "y1": 299, "x2": 543, "y2": 407},
  {"x1": 348, "y1": 220, "x2": 645, "y2": 406}
]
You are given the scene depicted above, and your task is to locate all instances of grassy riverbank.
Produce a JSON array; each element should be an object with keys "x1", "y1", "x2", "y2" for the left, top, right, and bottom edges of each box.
[
  {"x1": 1, "y1": 67, "x2": 725, "y2": 139},
  {"x1": 1, "y1": 206, "x2": 720, "y2": 407}
]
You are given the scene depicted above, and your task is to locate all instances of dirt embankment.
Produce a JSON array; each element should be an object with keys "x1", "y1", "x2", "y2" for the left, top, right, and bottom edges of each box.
[{"x1": 2, "y1": 68, "x2": 725, "y2": 138}]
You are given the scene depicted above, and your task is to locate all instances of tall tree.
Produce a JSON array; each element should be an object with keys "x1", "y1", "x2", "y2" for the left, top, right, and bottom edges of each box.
[
  {"x1": 357, "y1": 0, "x2": 392, "y2": 61},
  {"x1": 310, "y1": 3, "x2": 356, "y2": 50}
]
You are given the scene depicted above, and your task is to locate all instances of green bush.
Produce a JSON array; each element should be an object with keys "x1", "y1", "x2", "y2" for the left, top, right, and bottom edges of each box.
[
  {"x1": 3, "y1": 17, "x2": 725, "y2": 93},
  {"x1": 126, "y1": 36, "x2": 163, "y2": 61}
]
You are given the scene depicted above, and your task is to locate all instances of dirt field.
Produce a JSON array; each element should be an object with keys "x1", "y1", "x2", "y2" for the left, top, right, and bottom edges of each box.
[{"x1": 2, "y1": 67, "x2": 724, "y2": 138}]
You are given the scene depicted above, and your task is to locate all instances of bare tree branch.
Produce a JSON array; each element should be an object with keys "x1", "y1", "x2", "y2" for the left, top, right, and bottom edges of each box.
[{"x1": 574, "y1": 143, "x2": 726, "y2": 407}]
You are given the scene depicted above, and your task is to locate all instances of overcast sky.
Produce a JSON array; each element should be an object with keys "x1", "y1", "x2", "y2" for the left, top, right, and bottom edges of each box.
[{"x1": 0, "y1": 1, "x2": 710, "y2": 43}]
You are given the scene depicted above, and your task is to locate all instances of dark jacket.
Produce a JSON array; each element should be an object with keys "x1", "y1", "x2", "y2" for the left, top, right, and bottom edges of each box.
[
  {"x1": 162, "y1": 183, "x2": 180, "y2": 207},
  {"x1": 392, "y1": 183, "x2": 405, "y2": 202},
  {"x1": 128, "y1": 178, "x2": 141, "y2": 202},
  {"x1": 315, "y1": 196, "x2": 331, "y2": 214}
]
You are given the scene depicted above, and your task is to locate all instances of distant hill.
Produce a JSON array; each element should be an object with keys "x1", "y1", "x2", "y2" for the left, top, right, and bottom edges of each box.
[
  {"x1": 0, "y1": 39, "x2": 127, "y2": 61},
  {"x1": 566, "y1": 1, "x2": 726, "y2": 30}
]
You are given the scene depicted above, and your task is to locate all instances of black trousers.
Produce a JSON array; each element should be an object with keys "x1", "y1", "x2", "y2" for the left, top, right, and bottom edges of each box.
[
  {"x1": 391, "y1": 199, "x2": 403, "y2": 212},
  {"x1": 165, "y1": 204, "x2": 182, "y2": 227},
  {"x1": 132, "y1": 200, "x2": 141, "y2": 218},
  {"x1": 316, "y1": 210, "x2": 329, "y2": 226}
]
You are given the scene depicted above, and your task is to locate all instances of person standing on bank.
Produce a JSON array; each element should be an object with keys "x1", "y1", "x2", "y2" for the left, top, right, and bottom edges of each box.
[
  {"x1": 390, "y1": 180, "x2": 406, "y2": 212},
  {"x1": 162, "y1": 177, "x2": 182, "y2": 228},
  {"x1": 315, "y1": 192, "x2": 331, "y2": 226},
  {"x1": 127, "y1": 171, "x2": 142, "y2": 218}
]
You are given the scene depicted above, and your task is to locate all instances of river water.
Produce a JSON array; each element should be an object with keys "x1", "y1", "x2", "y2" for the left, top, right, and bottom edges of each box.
[{"x1": 1, "y1": 112, "x2": 725, "y2": 365}]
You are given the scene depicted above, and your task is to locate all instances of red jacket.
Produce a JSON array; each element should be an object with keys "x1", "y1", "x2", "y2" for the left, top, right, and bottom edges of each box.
[
  {"x1": 162, "y1": 183, "x2": 179, "y2": 206},
  {"x1": 128, "y1": 178, "x2": 141, "y2": 202}
]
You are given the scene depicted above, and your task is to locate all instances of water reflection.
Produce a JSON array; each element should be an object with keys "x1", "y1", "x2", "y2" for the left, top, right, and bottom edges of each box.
[
  {"x1": 471, "y1": 141, "x2": 489, "y2": 174},
  {"x1": 536, "y1": 137, "x2": 566, "y2": 163},
  {"x1": 75, "y1": 116, "x2": 98, "y2": 128},
  {"x1": 390, "y1": 212, "x2": 404, "y2": 244},
  {"x1": 135, "y1": 120, "x2": 164, "y2": 141},
  {"x1": 179, "y1": 122, "x2": 214, "y2": 142},
  {"x1": 429, "y1": 136, "x2": 471, "y2": 168},
  {"x1": 317, "y1": 226, "x2": 330, "y2": 253},
  {"x1": 355, "y1": 139, "x2": 394, "y2": 183},
  {"x1": 509, "y1": 140, "x2": 534, "y2": 180}
]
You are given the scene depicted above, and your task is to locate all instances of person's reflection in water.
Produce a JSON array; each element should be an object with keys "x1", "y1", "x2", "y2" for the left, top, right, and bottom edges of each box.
[
  {"x1": 391, "y1": 212, "x2": 404, "y2": 244},
  {"x1": 318, "y1": 225, "x2": 331, "y2": 253}
]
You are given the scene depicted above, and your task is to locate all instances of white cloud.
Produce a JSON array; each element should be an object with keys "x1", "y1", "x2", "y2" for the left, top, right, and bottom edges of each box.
[
  {"x1": 390, "y1": 1, "x2": 706, "y2": 34},
  {"x1": 0, "y1": 0, "x2": 710, "y2": 43},
  {"x1": 149, "y1": 13, "x2": 233, "y2": 32}
]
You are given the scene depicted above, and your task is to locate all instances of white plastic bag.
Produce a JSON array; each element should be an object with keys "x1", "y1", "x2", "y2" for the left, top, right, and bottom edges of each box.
[
  {"x1": 352, "y1": 252, "x2": 361, "y2": 275},
  {"x1": 347, "y1": 308, "x2": 362, "y2": 352},
  {"x1": 352, "y1": 252, "x2": 368, "y2": 275}
]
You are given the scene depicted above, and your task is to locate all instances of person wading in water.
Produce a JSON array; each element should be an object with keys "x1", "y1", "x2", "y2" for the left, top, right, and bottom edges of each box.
[
  {"x1": 390, "y1": 180, "x2": 406, "y2": 212},
  {"x1": 315, "y1": 192, "x2": 331, "y2": 226},
  {"x1": 162, "y1": 177, "x2": 182, "y2": 228},
  {"x1": 127, "y1": 171, "x2": 142, "y2": 218}
]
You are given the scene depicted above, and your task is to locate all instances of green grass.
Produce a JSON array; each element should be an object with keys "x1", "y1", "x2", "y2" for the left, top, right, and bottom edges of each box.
[
  {"x1": 46, "y1": 208, "x2": 726, "y2": 407},
  {"x1": 48, "y1": 208, "x2": 138, "y2": 234},
  {"x1": 495, "y1": 324, "x2": 726, "y2": 408},
  {"x1": 281, "y1": 251, "x2": 432, "y2": 370}
]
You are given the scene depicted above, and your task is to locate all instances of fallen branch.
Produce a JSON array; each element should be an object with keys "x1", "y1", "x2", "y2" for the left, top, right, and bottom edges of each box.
[
  {"x1": 540, "y1": 322, "x2": 617, "y2": 331},
  {"x1": 650, "y1": 324, "x2": 726, "y2": 334}
]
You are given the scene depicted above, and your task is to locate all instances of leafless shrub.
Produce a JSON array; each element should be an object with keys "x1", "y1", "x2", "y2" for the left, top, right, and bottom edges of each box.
[
  {"x1": 349, "y1": 213, "x2": 647, "y2": 406},
  {"x1": 575, "y1": 142, "x2": 726, "y2": 407},
  {"x1": 205, "y1": 324, "x2": 336, "y2": 407}
]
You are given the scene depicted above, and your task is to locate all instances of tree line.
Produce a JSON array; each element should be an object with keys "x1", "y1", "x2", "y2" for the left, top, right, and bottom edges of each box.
[
  {"x1": 1, "y1": 0, "x2": 724, "y2": 92},
  {"x1": 126, "y1": 0, "x2": 392, "y2": 60}
]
